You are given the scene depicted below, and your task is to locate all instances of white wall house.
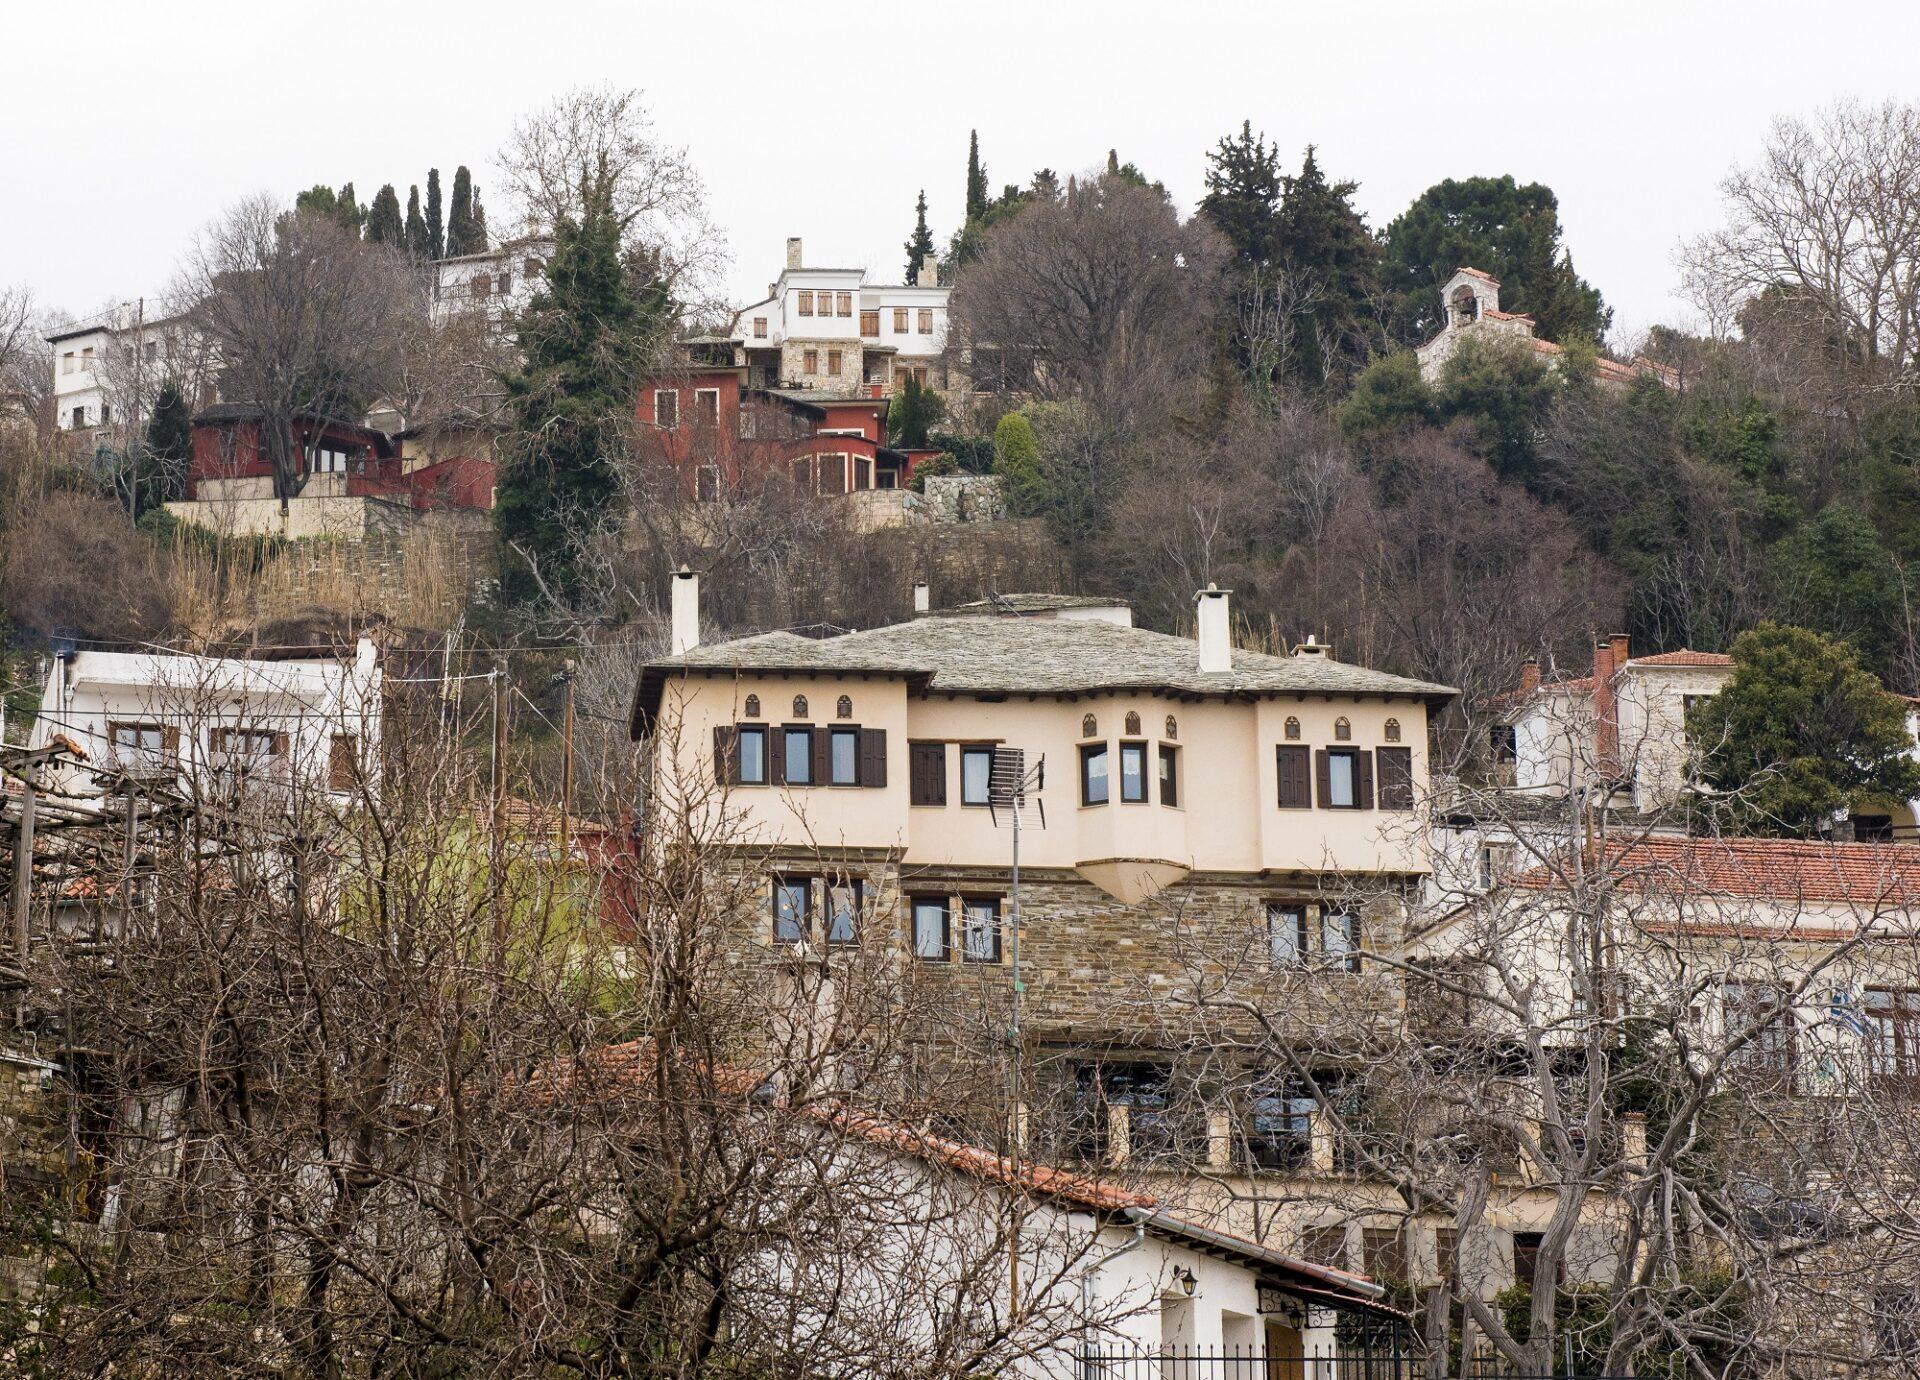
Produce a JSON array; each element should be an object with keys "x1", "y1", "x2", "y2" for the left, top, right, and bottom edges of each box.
[
  {"x1": 47, "y1": 302, "x2": 211, "y2": 436},
  {"x1": 1413, "y1": 267, "x2": 1679, "y2": 391},
  {"x1": 431, "y1": 236, "x2": 555, "y2": 331},
  {"x1": 28, "y1": 640, "x2": 382, "y2": 803}
]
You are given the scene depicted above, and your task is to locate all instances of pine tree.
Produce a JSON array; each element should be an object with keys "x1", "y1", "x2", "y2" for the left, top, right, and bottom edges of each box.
[
  {"x1": 904, "y1": 190, "x2": 936, "y2": 281},
  {"x1": 1269, "y1": 146, "x2": 1386, "y2": 388},
  {"x1": 426, "y1": 168, "x2": 445, "y2": 260},
  {"x1": 294, "y1": 184, "x2": 339, "y2": 220},
  {"x1": 965, "y1": 131, "x2": 988, "y2": 221},
  {"x1": 135, "y1": 381, "x2": 194, "y2": 516},
  {"x1": 366, "y1": 184, "x2": 404, "y2": 247},
  {"x1": 334, "y1": 183, "x2": 364, "y2": 238},
  {"x1": 1199, "y1": 121, "x2": 1284, "y2": 267},
  {"x1": 496, "y1": 178, "x2": 668, "y2": 607},
  {"x1": 405, "y1": 185, "x2": 431, "y2": 258},
  {"x1": 447, "y1": 167, "x2": 478, "y2": 257}
]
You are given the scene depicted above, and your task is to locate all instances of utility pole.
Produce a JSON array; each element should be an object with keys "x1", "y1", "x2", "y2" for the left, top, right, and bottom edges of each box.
[
  {"x1": 559, "y1": 660, "x2": 576, "y2": 856},
  {"x1": 491, "y1": 658, "x2": 508, "y2": 954},
  {"x1": 10, "y1": 769, "x2": 34, "y2": 959}
]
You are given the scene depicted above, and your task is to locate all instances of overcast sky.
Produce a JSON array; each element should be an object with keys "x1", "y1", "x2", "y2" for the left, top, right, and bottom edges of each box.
[{"x1": 7, "y1": 0, "x2": 1918, "y2": 344}]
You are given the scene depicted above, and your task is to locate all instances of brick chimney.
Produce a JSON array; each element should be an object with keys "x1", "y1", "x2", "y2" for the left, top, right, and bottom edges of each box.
[
  {"x1": 785, "y1": 237, "x2": 803, "y2": 270},
  {"x1": 1519, "y1": 656, "x2": 1540, "y2": 696},
  {"x1": 1592, "y1": 634, "x2": 1628, "y2": 781}
]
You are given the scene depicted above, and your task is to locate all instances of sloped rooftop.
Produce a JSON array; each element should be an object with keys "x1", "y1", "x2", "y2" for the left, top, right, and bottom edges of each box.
[{"x1": 632, "y1": 612, "x2": 1456, "y2": 731}]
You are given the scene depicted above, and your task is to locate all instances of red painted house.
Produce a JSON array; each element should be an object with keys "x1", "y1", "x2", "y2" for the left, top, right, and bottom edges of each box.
[
  {"x1": 186, "y1": 404, "x2": 494, "y2": 512},
  {"x1": 637, "y1": 365, "x2": 919, "y2": 502}
]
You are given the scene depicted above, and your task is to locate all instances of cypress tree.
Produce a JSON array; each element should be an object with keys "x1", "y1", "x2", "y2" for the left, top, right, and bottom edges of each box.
[
  {"x1": 366, "y1": 184, "x2": 404, "y2": 246},
  {"x1": 471, "y1": 182, "x2": 488, "y2": 252},
  {"x1": 904, "y1": 189, "x2": 936, "y2": 281},
  {"x1": 334, "y1": 182, "x2": 364, "y2": 238},
  {"x1": 405, "y1": 185, "x2": 431, "y2": 258},
  {"x1": 426, "y1": 168, "x2": 445, "y2": 260},
  {"x1": 136, "y1": 381, "x2": 194, "y2": 516},
  {"x1": 497, "y1": 177, "x2": 668, "y2": 607},
  {"x1": 447, "y1": 167, "x2": 478, "y2": 257},
  {"x1": 965, "y1": 131, "x2": 988, "y2": 221}
]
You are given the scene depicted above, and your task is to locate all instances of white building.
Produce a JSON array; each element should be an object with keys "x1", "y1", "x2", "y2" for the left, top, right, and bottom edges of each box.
[
  {"x1": 1413, "y1": 267, "x2": 1679, "y2": 391},
  {"x1": 430, "y1": 236, "x2": 554, "y2": 330},
  {"x1": 27, "y1": 639, "x2": 382, "y2": 804},
  {"x1": 46, "y1": 301, "x2": 211, "y2": 437},
  {"x1": 717, "y1": 236, "x2": 951, "y2": 396}
]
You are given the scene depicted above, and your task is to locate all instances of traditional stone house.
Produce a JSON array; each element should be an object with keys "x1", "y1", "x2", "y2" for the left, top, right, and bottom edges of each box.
[{"x1": 1413, "y1": 267, "x2": 1679, "y2": 391}]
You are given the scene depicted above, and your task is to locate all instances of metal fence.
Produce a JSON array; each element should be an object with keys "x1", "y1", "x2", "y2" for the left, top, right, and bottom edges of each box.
[{"x1": 1075, "y1": 1352, "x2": 1635, "y2": 1380}]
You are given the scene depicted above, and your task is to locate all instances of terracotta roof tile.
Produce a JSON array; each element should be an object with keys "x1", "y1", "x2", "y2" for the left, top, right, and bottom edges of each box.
[
  {"x1": 1454, "y1": 267, "x2": 1501, "y2": 285},
  {"x1": 1514, "y1": 836, "x2": 1920, "y2": 906},
  {"x1": 1627, "y1": 651, "x2": 1732, "y2": 669}
]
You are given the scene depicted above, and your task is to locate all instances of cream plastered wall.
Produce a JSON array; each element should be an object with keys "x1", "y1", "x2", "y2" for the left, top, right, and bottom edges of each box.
[
  {"x1": 1616, "y1": 665, "x2": 1730, "y2": 811},
  {"x1": 655, "y1": 674, "x2": 1432, "y2": 876}
]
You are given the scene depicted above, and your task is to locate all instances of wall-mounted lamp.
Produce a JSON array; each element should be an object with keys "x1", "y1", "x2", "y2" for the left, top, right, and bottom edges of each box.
[{"x1": 1173, "y1": 1265, "x2": 1197, "y2": 1298}]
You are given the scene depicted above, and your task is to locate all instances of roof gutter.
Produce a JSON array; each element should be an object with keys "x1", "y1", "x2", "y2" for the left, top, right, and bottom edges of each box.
[{"x1": 1123, "y1": 1205, "x2": 1389, "y2": 1302}]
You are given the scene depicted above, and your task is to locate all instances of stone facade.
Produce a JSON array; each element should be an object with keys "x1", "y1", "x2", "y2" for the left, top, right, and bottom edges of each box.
[
  {"x1": 779, "y1": 338, "x2": 865, "y2": 394},
  {"x1": 920, "y1": 474, "x2": 1005, "y2": 524}
]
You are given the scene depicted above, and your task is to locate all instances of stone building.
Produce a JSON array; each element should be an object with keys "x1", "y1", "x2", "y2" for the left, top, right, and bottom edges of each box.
[{"x1": 1413, "y1": 266, "x2": 1679, "y2": 391}]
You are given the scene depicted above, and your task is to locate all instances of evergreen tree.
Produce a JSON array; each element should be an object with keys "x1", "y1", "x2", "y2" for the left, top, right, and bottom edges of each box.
[
  {"x1": 365, "y1": 184, "x2": 404, "y2": 247},
  {"x1": 426, "y1": 168, "x2": 445, "y2": 260},
  {"x1": 991, "y1": 411, "x2": 1044, "y2": 513},
  {"x1": 1381, "y1": 175, "x2": 1609, "y2": 344},
  {"x1": 1200, "y1": 121, "x2": 1284, "y2": 269},
  {"x1": 904, "y1": 189, "x2": 937, "y2": 281},
  {"x1": 471, "y1": 181, "x2": 488, "y2": 251},
  {"x1": 405, "y1": 185, "x2": 431, "y2": 259},
  {"x1": 133, "y1": 381, "x2": 193, "y2": 517},
  {"x1": 333, "y1": 182, "x2": 364, "y2": 238},
  {"x1": 447, "y1": 166, "x2": 479, "y2": 257},
  {"x1": 294, "y1": 184, "x2": 339, "y2": 219},
  {"x1": 888, "y1": 376, "x2": 943, "y2": 448},
  {"x1": 497, "y1": 178, "x2": 667, "y2": 607},
  {"x1": 1268, "y1": 146, "x2": 1387, "y2": 388},
  {"x1": 1689, "y1": 623, "x2": 1920, "y2": 837},
  {"x1": 965, "y1": 131, "x2": 988, "y2": 221}
]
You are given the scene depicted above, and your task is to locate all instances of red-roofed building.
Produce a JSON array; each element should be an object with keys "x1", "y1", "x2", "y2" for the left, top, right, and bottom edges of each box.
[{"x1": 1414, "y1": 267, "x2": 1680, "y2": 393}]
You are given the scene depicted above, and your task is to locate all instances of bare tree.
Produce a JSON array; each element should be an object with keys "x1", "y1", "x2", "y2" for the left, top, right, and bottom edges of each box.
[{"x1": 175, "y1": 193, "x2": 422, "y2": 510}]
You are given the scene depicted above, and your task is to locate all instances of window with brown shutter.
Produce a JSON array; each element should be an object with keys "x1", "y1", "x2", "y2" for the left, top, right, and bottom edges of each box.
[
  {"x1": 803, "y1": 349, "x2": 819, "y2": 374},
  {"x1": 893, "y1": 307, "x2": 909, "y2": 332},
  {"x1": 1355, "y1": 749, "x2": 1375, "y2": 810},
  {"x1": 826, "y1": 349, "x2": 842, "y2": 374},
  {"x1": 819, "y1": 454, "x2": 847, "y2": 494},
  {"x1": 768, "y1": 727, "x2": 787, "y2": 785},
  {"x1": 797, "y1": 290, "x2": 814, "y2": 316},
  {"x1": 810, "y1": 725, "x2": 830, "y2": 786},
  {"x1": 859, "y1": 728, "x2": 887, "y2": 787},
  {"x1": 1277, "y1": 745, "x2": 1311, "y2": 808},
  {"x1": 836, "y1": 291, "x2": 852, "y2": 316},
  {"x1": 909, "y1": 741, "x2": 947, "y2": 805},
  {"x1": 329, "y1": 734, "x2": 358, "y2": 791},
  {"x1": 860, "y1": 309, "x2": 879, "y2": 337},
  {"x1": 1319, "y1": 748, "x2": 1367, "y2": 809},
  {"x1": 917, "y1": 308, "x2": 933, "y2": 334},
  {"x1": 714, "y1": 725, "x2": 740, "y2": 784},
  {"x1": 1377, "y1": 746, "x2": 1414, "y2": 810}
]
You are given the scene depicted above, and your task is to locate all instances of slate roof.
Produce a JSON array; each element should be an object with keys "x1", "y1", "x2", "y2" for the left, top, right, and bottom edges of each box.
[
  {"x1": 632, "y1": 611, "x2": 1456, "y2": 731},
  {"x1": 940, "y1": 593, "x2": 1126, "y2": 615}
]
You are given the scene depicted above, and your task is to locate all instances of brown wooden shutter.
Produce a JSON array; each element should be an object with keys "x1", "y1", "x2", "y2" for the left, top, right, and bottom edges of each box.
[
  {"x1": 910, "y1": 741, "x2": 946, "y2": 805},
  {"x1": 811, "y1": 726, "x2": 829, "y2": 785},
  {"x1": 1314, "y1": 749, "x2": 1331, "y2": 809},
  {"x1": 1377, "y1": 746, "x2": 1413, "y2": 810},
  {"x1": 271, "y1": 731, "x2": 289, "y2": 756},
  {"x1": 1276, "y1": 745, "x2": 1309, "y2": 809},
  {"x1": 162, "y1": 725, "x2": 180, "y2": 754},
  {"x1": 859, "y1": 728, "x2": 887, "y2": 787},
  {"x1": 714, "y1": 725, "x2": 739, "y2": 784},
  {"x1": 1355, "y1": 750, "x2": 1375, "y2": 810},
  {"x1": 769, "y1": 727, "x2": 786, "y2": 785},
  {"x1": 209, "y1": 727, "x2": 228, "y2": 754},
  {"x1": 330, "y1": 734, "x2": 358, "y2": 791}
]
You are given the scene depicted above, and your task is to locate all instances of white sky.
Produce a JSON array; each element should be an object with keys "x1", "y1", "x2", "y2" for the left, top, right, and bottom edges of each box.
[{"x1": 7, "y1": 0, "x2": 1919, "y2": 345}]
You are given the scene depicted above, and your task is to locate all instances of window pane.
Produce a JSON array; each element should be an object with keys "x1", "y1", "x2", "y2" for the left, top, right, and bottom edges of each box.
[
  {"x1": 740, "y1": 728, "x2": 766, "y2": 784},
  {"x1": 962, "y1": 748, "x2": 992, "y2": 805},
  {"x1": 1159, "y1": 745, "x2": 1178, "y2": 805},
  {"x1": 831, "y1": 729, "x2": 858, "y2": 785},
  {"x1": 1120, "y1": 744, "x2": 1146, "y2": 801},
  {"x1": 1082, "y1": 746, "x2": 1109, "y2": 804},
  {"x1": 1328, "y1": 752, "x2": 1356, "y2": 808},
  {"x1": 963, "y1": 900, "x2": 997, "y2": 961},
  {"x1": 774, "y1": 881, "x2": 808, "y2": 942},
  {"x1": 785, "y1": 729, "x2": 812, "y2": 784},
  {"x1": 913, "y1": 900, "x2": 947, "y2": 959},
  {"x1": 1269, "y1": 906, "x2": 1305, "y2": 966},
  {"x1": 1323, "y1": 912, "x2": 1357, "y2": 970},
  {"x1": 827, "y1": 883, "x2": 859, "y2": 944}
]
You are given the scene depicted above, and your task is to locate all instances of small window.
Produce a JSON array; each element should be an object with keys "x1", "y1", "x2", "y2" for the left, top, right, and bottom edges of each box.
[
  {"x1": 329, "y1": 734, "x2": 359, "y2": 791},
  {"x1": 912, "y1": 897, "x2": 949, "y2": 960},
  {"x1": 1325, "y1": 749, "x2": 1359, "y2": 809},
  {"x1": 693, "y1": 389, "x2": 720, "y2": 425},
  {"x1": 793, "y1": 695, "x2": 808, "y2": 717},
  {"x1": 754, "y1": 316, "x2": 768, "y2": 338},
  {"x1": 1124, "y1": 711, "x2": 1141, "y2": 736},
  {"x1": 496, "y1": 272, "x2": 512, "y2": 296},
  {"x1": 798, "y1": 290, "x2": 814, "y2": 316},
  {"x1": 961, "y1": 746, "x2": 994, "y2": 806},
  {"x1": 1081, "y1": 714, "x2": 1098, "y2": 739},
  {"x1": 1384, "y1": 718, "x2": 1402, "y2": 743},
  {"x1": 1490, "y1": 723, "x2": 1517, "y2": 764},
  {"x1": 1158, "y1": 744, "x2": 1179, "y2": 807},
  {"x1": 773, "y1": 877, "x2": 810, "y2": 943},
  {"x1": 1268, "y1": 904, "x2": 1308, "y2": 967},
  {"x1": 836, "y1": 291, "x2": 853, "y2": 317},
  {"x1": 860, "y1": 309, "x2": 879, "y2": 337},
  {"x1": 836, "y1": 695, "x2": 853, "y2": 720},
  {"x1": 654, "y1": 390, "x2": 679, "y2": 429},
  {"x1": 784, "y1": 727, "x2": 814, "y2": 785},
  {"x1": 524, "y1": 256, "x2": 543, "y2": 276},
  {"x1": 1164, "y1": 715, "x2": 1178, "y2": 740},
  {"x1": 830, "y1": 727, "x2": 860, "y2": 785},
  {"x1": 1322, "y1": 912, "x2": 1360, "y2": 973},
  {"x1": 826, "y1": 879, "x2": 861, "y2": 945},
  {"x1": 739, "y1": 726, "x2": 768, "y2": 785},
  {"x1": 803, "y1": 349, "x2": 819, "y2": 375},
  {"x1": 1080, "y1": 743, "x2": 1110, "y2": 806},
  {"x1": 893, "y1": 307, "x2": 909, "y2": 333},
  {"x1": 917, "y1": 308, "x2": 933, "y2": 334},
  {"x1": 1334, "y1": 717, "x2": 1352, "y2": 742},
  {"x1": 826, "y1": 349, "x2": 842, "y2": 374},
  {"x1": 1119, "y1": 742, "x2": 1148, "y2": 803},
  {"x1": 961, "y1": 897, "x2": 1000, "y2": 962},
  {"x1": 1285, "y1": 716, "x2": 1301, "y2": 741},
  {"x1": 744, "y1": 694, "x2": 761, "y2": 719},
  {"x1": 695, "y1": 465, "x2": 720, "y2": 503}
]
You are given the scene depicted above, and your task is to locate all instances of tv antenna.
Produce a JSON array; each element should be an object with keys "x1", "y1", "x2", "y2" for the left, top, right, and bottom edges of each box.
[{"x1": 988, "y1": 744, "x2": 1044, "y2": 1312}]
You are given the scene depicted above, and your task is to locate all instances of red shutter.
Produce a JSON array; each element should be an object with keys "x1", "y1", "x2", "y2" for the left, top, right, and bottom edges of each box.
[
  {"x1": 1314, "y1": 750, "x2": 1331, "y2": 809},
  {"x1": 769, "y1": 727, "x2": 786, "y2": 785},
  {"x1": 1356, "y1": 750, "x2": 1375, "y2": 810},
  {"x1": 860, "y1": 728, "x2": 888, "y2": 787}
]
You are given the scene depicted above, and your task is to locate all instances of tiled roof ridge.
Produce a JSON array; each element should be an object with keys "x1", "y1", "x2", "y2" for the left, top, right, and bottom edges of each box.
[{"x1": 1510, "y1": 834, "x2": 1920, "y2": 904}]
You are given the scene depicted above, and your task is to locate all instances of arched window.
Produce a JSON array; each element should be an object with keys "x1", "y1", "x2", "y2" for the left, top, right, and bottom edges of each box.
[
  {"x1": 1164, "y1": 715, "x2": 1178, "y2": 740},
  {"x1": 1082, "y1": 714, "x2": 1098, "y2": 739},
  {"x1": 836, "y1": 695, "x2": 853, "y2": 720},
  {"x1": 1384, "y1": 718, "x2": 1401, "y2": 743},
  {"x1": 744, "y1": 694, "x2": 761, "y2": 719},
  {"x1": 1284, "y1": 716, "x2": 1301, "y2": 741},
  {"x1": 1124, "y1": 711, "x2": 1141, "y2": 736},
  {"x1": 793, "y1": 695, "x2": 809, "y2": 718},
  {"x1": 1334, "y1": 717, "x2": 1351, "y2": 742}
]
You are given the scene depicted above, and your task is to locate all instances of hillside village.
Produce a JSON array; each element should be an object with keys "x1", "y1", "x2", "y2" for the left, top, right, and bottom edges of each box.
[{"x1": 7, "y1": 77, "x2": 1920, "y2": 1379}]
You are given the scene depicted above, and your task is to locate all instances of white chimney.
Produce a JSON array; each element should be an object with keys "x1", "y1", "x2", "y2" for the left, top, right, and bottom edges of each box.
[
  {"x1": 913, "y1": 582, "x2": 931, "y2": 614},
  {"x1": 670, "y1": 566, "x2": 701, "y2": 655},
  {"x1": 1196, "y1": 584, "x2": 1232, "y2": 674},
  {"x1": 786, "y1": 237, "x2": 803, "y2": 270}
]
